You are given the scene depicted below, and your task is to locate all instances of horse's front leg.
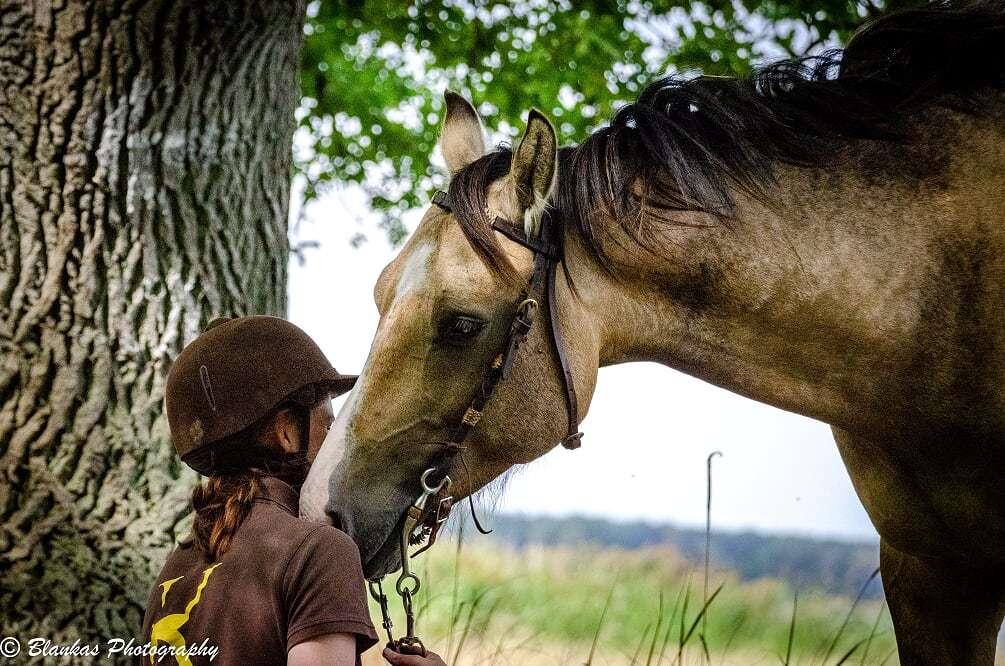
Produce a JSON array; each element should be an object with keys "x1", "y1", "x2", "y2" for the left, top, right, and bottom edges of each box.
[
  {"x1": 880, "y1": 539, "x2": 1004, "y2": 665},
  {"x1": 833, "y1": 426, "x2": 1005, "y2": 663}
]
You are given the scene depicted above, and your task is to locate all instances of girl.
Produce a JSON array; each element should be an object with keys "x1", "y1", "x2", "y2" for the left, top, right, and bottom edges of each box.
[{"x1": 143, "y1": 315, "x2": 445, "y2": 666}]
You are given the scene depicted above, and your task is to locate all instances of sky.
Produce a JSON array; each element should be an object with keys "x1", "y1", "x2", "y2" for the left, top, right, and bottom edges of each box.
[{"x1": 287, "y1": 184, "x2": 878, "y2": 543}]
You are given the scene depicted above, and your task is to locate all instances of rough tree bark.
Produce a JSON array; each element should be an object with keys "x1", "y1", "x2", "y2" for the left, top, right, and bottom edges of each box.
[{"x1": 0, "y1": 0, "x2": 305, "y2": 642}]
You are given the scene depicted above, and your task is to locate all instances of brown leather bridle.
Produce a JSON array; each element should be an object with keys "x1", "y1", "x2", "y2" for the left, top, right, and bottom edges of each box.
[
  {"x1": 369, "y1": 190, "x2": 585, "y2": 656},
  {"x1": 402, "y1": 185, "x2": 585, "y2": 568},
  {"x1": 430, "y1": 188, "x2": 583, "y2": 456}
]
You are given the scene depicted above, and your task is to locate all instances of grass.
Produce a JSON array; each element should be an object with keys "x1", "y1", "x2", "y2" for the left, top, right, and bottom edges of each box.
[{"x1": 362, "y1": 538, "x2": 897, "y2": 665}]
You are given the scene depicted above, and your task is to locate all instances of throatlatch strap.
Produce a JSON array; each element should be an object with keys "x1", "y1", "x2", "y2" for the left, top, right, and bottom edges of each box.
[{"x1": 547, "y1": 259, "x2": 582, "y2": 449}]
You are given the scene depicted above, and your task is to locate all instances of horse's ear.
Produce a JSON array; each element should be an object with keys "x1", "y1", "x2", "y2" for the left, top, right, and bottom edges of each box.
[
  {"x1": 510, "y1": 109, "x2": 557, "y2": 238},
  {"x1": 440, "y1": 91, "x2": 486, "y2": 174}
]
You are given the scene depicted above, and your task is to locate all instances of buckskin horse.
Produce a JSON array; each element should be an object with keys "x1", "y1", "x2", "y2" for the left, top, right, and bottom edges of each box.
[{"x1": 302, "y1": 2, "x2": 1005, "y2": 662}]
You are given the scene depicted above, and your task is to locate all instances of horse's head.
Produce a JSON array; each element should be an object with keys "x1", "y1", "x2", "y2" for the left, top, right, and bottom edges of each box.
[{"x1": 301, "y1": 93, "x2": 603, "y2": 577}]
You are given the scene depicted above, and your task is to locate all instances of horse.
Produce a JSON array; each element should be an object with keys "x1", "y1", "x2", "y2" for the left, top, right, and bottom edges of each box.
[{"x1": 302, "y1": 2, "x2": 1005, "y2": 662}]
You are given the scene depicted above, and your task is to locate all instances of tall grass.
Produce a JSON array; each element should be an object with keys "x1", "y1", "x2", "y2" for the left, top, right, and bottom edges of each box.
[
  {"x1": 365, "y1": 456, "x2": 898, "y2": 664},
  {"x1": 364, "y1": 537, "x2": 897, "y2": 665}
]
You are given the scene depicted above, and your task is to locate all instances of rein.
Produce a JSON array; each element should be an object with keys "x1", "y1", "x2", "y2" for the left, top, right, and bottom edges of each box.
[{"x1": 369, "y1": 190, "x2": 584, "y2": 655}]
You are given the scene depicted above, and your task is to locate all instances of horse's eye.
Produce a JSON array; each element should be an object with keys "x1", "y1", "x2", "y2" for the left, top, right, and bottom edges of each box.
[{"x1": 439, "y1": 315, "x2": 486, "y2": 342}]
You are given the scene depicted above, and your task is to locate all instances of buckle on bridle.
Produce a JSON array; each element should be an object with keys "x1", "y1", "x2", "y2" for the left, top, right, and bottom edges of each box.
[
  {"x1": 513, "y1": 298, "x2": 538, "y2": 333},
  {"x1": 499, "y1": 298, "x2": 538, "y2": 379},
  {"x1": 561, "y1": 431, "x2": 584, "y2": 450}
]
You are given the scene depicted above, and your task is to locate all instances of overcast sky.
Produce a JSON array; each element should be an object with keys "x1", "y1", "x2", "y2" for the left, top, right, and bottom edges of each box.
[{"x1": 288, "y1": 185, "x2": 878, "y2": 542}]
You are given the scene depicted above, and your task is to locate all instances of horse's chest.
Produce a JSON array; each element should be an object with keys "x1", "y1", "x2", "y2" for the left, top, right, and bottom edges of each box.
[{"x1": 834, "y1": 427, "x2": 1005, "y2": 565}]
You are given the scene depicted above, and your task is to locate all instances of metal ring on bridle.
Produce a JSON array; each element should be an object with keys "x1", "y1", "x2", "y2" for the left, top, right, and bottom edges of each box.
[
  {"x1": 420, "y1": 468, "x2": 451, "y2": 494},
  {"x1": 396, "y1": 572, "x2": 421, "y2": 596},
  {"x1": 517, "y1": 297, "x2": 538, "y2": 314}
]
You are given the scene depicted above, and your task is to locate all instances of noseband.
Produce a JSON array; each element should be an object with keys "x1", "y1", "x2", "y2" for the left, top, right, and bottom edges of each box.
[{"x1": 369, "y1": 190, "x2": 585, "y2": 655}]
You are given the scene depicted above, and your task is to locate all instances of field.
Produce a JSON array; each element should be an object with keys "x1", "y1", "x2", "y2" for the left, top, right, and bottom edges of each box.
[{"x1": 360, "y1": 536, "x2": 897, "y2": 666}]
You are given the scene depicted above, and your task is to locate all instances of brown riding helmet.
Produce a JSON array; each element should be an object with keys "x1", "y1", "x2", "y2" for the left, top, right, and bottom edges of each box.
[{"x1": 165, "y1": 315, "x2": 357, "y2": 475}]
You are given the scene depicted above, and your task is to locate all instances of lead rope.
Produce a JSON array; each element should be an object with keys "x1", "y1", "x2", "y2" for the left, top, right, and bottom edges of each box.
[{"x1": 369, "y1": 579, "x2": 426, "y2": 655}]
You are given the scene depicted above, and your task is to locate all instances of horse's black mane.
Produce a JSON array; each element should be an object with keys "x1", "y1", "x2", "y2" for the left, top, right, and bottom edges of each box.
[{"x1": 448, "y1": 0, "x2": 1005, "y2": 275}]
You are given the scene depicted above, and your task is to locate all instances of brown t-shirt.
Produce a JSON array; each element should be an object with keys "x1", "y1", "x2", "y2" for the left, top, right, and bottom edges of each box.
[{"x1": 140, "y1": 477, "x2": 377, "y2": 665}]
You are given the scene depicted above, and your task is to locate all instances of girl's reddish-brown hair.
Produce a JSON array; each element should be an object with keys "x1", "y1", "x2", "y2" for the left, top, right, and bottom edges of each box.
[
  {"x1": 191, "y1": 471, "x2": 264, "y2": 561},
  {"x1": 189, "y1": 384, "x2": 326, "y2": 560}
]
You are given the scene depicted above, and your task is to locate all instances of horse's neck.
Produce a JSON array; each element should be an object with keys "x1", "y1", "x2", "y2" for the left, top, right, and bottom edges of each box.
[{"x1": 577, "y1": 116, "x2": 1005, "y2": 438}]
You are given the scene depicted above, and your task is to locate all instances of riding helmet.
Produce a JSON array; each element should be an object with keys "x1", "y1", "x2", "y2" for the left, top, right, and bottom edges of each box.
[{"x1": 165, "y1": 315, "x2": 356, "y2": 474}]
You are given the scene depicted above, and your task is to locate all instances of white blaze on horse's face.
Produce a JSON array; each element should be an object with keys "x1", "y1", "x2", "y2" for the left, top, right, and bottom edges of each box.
[{"x1": 301, "y1": 93, "x2": 601, "y2": 577}]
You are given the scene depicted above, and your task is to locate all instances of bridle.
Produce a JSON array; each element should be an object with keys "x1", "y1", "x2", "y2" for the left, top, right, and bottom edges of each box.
[
  {"x1": 368, "y1": 189, "x2": 585, "y2": 655},
  {"x1": 428, "y1": 189, "x2": 584, "y2": 458}
]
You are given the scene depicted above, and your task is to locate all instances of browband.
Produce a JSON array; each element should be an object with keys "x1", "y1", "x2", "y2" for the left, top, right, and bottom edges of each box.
[{"x1": 432, "y1": 190, "x2": 558, "y2": 259}]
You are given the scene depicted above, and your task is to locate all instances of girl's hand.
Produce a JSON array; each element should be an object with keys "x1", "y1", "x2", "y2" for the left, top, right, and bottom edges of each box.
[{"x1": 382, "y1": 646, "x2": 447, "y2": 665}]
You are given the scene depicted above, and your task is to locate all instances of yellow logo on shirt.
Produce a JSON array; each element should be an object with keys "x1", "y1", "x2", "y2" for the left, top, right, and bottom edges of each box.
[
  {"x1": 149, "y1": 563, "x2": 221, "y2": 665},
  {"x1": 159, "y1": 576, "x2": 184, "y2": 606}
]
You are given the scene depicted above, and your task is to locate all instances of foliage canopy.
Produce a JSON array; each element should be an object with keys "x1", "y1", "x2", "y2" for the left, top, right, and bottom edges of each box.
[{"x1": 300, "y1": 1, "x2": 891, "y2": 243}]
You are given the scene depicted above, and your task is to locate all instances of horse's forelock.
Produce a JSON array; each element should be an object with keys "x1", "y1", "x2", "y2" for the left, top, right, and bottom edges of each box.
[{"x1": 446, "y1": 148, "x2": 522, "y2": 284}]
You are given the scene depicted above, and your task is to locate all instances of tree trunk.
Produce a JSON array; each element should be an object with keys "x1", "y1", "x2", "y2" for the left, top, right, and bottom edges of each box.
[{"x1": 0, "y1": 0, "x2": 304, "y2": 642}]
